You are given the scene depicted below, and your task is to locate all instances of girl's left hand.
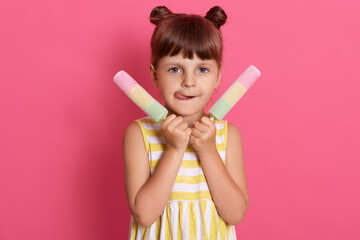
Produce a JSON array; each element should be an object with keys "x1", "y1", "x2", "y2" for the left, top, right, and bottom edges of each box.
[{"x1": 190, "y1": 116, "x2": 217, "y2": 155}]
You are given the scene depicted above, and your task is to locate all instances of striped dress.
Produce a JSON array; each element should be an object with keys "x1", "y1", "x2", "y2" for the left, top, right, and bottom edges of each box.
[{"x1": 129, "y1": 117, "x2": 237, "y2": 240}]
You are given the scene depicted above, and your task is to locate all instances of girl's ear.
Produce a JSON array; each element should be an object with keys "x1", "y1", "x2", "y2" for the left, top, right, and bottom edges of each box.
[
  {"x1": 215, "y1": 64, "x2": 223, "y2": 88},
  {"x1": 150, "y1": 64, "x2": 159, "y2": 87}
]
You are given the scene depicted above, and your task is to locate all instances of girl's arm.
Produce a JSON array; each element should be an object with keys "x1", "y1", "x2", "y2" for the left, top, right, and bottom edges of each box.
[
  {"x1": 190, "y1": 117, "x2": 249, "y2": 225},
  {"x1": 123, "y1": 115, "x2": 191, "y2": 227}
]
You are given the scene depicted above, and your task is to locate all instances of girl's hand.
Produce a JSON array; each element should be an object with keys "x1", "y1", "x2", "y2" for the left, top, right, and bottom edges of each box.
[
  {"x1": 162, "y1": 114, "x2": 192, "y2": 153},
  {"x1": 190, "y1": 116, "x2": 217, "y2": 155}
]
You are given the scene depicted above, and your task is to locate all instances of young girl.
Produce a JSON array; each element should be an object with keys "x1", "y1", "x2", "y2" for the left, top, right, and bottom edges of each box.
[{"x1": 123, "y1": 6, "x2": 249, "y2": 239}]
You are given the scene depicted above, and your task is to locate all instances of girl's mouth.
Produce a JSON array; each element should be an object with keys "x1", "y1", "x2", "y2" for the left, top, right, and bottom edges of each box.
[{"x1": 174, "y1": 92, "x2": 195, "y2": 100}]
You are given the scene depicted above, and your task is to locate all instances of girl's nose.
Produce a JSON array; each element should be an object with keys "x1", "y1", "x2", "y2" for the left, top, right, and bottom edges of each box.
[{"x1": 181, "y1": 73, "x2": 196, "y2": 87}]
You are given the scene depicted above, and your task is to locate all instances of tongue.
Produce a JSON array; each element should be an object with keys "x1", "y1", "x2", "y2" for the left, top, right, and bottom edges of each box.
[{"x1": 175, "y1": 92, "x2": 191, "y2": 100}]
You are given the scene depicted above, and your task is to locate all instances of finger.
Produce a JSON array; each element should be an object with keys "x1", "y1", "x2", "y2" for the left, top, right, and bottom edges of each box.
[
  {"x1": 193, "y1": 121, "x2": 209, "y2": 133},
  {"x1": 178, "y1": 121, "x2": 189, "y2": 130},
  {"x1": 191, "y1": 127, "x2": 203, "y2": 139},
  {"x1": 168, "y1": 116, "x2": 185, "y2": 129},
  {"x1": 189, "y1": 134, "x2": 196, "y2": 145},
  {"x1": 200, "y1": 116, "x2": 215, "y2": 128},
  {"x1": 185, "y1": 127, "x2": 192, "y2": 137},
  {"x1": 199, "y1": 117, "x2": 216, "y2": 133},
  {"x1": 191, "y1": 121, "x2": 199, "y2": 128},
  {"x1": 162, "y1": 114, "x2": 176, "y2": 127}
]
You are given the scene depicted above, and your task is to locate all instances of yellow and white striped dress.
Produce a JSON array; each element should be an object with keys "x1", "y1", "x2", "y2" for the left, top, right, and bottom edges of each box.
[{"x1": 129, "y1": 117, "x2": 237, "y2": 240}]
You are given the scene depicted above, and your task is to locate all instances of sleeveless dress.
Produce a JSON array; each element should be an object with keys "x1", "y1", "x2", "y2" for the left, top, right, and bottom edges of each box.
[{"x1": 128, "y1": 117, "x2": 237, "y2": 240}]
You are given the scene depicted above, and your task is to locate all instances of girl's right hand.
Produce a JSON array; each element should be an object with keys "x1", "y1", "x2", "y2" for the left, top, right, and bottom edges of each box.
[{"x1": 161, "y1": 114, "x2": 191, "y2": 153}]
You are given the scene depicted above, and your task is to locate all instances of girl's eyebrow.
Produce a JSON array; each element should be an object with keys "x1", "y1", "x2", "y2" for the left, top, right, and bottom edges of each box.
[
  {"x1": 196, "y1": 62, "x2": 216, "y2": 68},
  {"x1": 163, "y1": 62, "x2": 185, "y2": 68},
  {"x1": 162, "y1": 60, "x2": 216, "y2": 68}
]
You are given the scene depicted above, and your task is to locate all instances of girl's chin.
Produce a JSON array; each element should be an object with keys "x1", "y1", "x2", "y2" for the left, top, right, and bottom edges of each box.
[
  {"x1": 165, "y1": 102, "x2": 206, "y2": 117},
  {"x1": 166, "y1": 108, "x2": 205, "y2": 118}
]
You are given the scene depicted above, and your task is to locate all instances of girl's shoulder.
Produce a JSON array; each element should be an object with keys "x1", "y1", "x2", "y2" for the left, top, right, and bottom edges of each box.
[
  {"x1": 226, "y1": 121, "x2": 241, "y2": 133},
  {"x1": 222, "y1": 121, "x2": 244, "y2": 175},
  {"x1": 224, "y1": 121, "x2": 242, "y2": 145},
  {"x1": 123, "y1": 117, "x2": 161, "y2": 154},
  {"x1": 124, "y1": 117, "x2": 159, "y2": 136},
  {"x1": 123, "y1": 118, "x2": 150, "y2": 159},
  {"x1": 123, "y1": 117, "x2": 152, "y2": 143},
  {"x1": 213, "y1": 120, "x2": 241, "y2": 135},
  {"x1": 123, "y1": 120, "x2": 143, "y2": 146}
]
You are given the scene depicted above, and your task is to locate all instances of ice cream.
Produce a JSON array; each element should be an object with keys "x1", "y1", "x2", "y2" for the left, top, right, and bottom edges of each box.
[
  {"x1": 113, "y1": 71, "x2": 168, "y2": 122},
  {"x1": 209, "y1": 65, "x2": 261, "y2": 120}
]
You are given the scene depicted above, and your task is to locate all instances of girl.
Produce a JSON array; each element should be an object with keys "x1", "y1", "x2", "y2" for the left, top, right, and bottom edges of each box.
[{"x1": 123, "y1": 6, "x2": 249, "y2": 239}]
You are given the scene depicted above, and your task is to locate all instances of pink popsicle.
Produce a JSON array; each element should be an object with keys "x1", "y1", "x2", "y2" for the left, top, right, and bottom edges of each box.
[
  {"x1": 209, "y1": 65, "x2": 261, "y2": 120},
  {"x1": 113, "y1": 71, "x2": 168, "y2": 122}
]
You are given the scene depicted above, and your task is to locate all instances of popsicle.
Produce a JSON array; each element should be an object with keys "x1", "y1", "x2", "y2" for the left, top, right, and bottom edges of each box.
[
  {"x1": 209, "y1": 65, "x2": 261, "y2": 120},
  {"x1": 113, "y1": 71, "x2": 168, "y2": 122}
]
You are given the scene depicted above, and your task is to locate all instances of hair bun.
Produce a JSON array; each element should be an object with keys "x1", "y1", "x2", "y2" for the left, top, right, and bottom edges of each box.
[
  {"x1": 205, "y1": 6, "x2": 227, "y2": 28},
  {"x1": 150, "y1": 6, "x2": 173, "y2": 25}
]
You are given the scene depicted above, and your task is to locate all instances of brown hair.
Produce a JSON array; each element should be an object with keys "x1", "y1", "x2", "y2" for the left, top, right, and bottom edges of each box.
[{"x1": 149, "y1": 6, "x2": 227, "y2": 69}]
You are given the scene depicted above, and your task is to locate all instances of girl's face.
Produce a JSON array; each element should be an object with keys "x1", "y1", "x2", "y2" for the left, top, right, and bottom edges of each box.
[{"x1": 151, "y1": 54, "x2": 222, "y2": 119}]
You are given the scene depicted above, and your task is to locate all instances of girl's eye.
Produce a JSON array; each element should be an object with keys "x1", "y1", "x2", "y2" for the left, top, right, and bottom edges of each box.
[
  {"x1": 198, "y1": 67, "x2": 209, "y2": 73},
  {"x1": 169, "y1": 67, "x2": 181, "y2": 73}
]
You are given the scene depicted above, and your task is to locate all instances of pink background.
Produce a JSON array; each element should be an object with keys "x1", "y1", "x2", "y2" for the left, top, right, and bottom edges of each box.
[{"x1": 1, "y1": 0, "x2": 359, "y2": 239}]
